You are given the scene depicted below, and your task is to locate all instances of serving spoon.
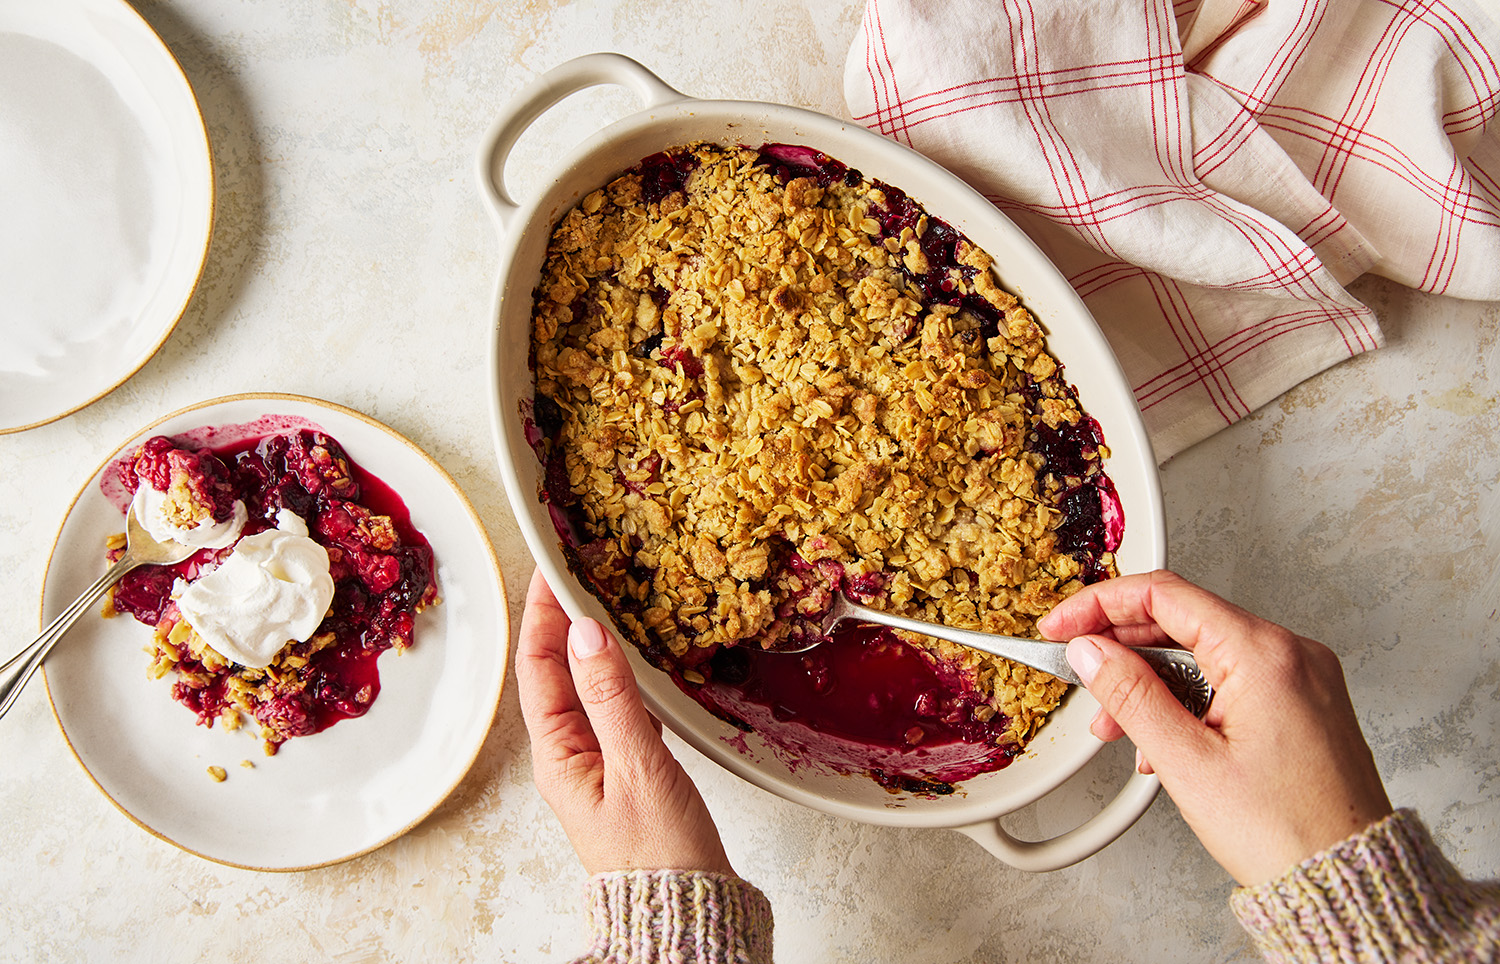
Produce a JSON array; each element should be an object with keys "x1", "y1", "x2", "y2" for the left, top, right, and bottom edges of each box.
[
  {"x1": 0, "y1": 512, "x2": 194, "y2": 722},
  {"x1": 778, "y1": 592, "x2": 1215, "y2": 718}
]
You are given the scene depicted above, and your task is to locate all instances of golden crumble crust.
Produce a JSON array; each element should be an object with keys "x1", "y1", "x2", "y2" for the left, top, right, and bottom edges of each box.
[{"x1": 530, "y1": 143, "x2": 1118, "y2": 747}]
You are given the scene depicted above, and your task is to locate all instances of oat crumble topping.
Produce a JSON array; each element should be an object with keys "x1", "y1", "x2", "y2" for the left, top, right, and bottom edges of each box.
[{"x1": 529, "y1": 142, "x2": 1119, "y2": 749}]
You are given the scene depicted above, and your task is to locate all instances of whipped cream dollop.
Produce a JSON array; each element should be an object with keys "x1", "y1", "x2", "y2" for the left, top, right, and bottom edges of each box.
[
  {"x1": 177, "y1": 509, "x2": 335, "y2": 669},
  {"x1": 131, "y1": 483, "x2": 247, "y2": 550}
]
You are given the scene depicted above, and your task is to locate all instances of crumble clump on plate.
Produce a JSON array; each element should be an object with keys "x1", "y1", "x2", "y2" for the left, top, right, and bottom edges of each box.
[
  {"x1": 105, "y1": 430, "x2": 440, "y2": 755},
  {"x1": 529, "y1": 142, "x2": 1120, "y2": 749},
  {"x1": 131, "y1": 435, "x2": 240, "y2": 531}
]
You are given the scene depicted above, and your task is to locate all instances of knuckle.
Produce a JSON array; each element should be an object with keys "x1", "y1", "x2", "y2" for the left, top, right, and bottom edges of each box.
[
  {"x1": 577, "y1": 667, "x2": 635, "y2": 709},
  {"x1": 558, "y1": 750, "x2": 601, "y2": 784},
  {"x1": 1256, "y1": 627, "x2": 1313, "y2": 679},
  {"x1": 1099, "y1": 664, "x2": 1156, "y2": 721},
  {"x1": 1153, "y1": 568, "x2": 1187, "y2": 588}
]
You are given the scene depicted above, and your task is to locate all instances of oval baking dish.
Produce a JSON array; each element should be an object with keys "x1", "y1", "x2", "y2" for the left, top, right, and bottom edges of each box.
[{"x1": 477, "y1": 53, "x2": 1166, "y2": 872}]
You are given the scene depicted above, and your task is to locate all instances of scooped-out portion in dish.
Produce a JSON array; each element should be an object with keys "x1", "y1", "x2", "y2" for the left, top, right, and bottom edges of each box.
[
  {"x1": 103, "y1": 428, "x2": 440, "y2": 756},
  {"x1": 527, "y1": 141, "x2": 1121, "y2": 791}
]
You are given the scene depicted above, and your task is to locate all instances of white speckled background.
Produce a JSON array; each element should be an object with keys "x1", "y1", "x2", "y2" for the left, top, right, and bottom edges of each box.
[{"x1": 1, "y1": 2, "x2": 1496, "y2": 961}]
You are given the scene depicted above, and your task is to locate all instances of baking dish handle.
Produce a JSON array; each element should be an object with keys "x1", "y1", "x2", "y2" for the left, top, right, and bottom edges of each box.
[
  {"x1": 953, "y1": 767, "x2": 1160, "y2": 872},
  {"x1": 475, "y1": 52, "x2": 689, "y2": 229}
]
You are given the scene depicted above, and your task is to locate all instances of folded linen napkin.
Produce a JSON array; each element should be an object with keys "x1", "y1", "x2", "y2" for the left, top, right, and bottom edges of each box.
[{"x1": 844, "y1": 0, "x2": 1500, "y2": 460}]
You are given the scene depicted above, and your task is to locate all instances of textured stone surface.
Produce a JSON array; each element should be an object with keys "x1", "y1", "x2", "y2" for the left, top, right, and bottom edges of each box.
[{"x1": 0, "y1": 2, "x2": 1494, "y2": 962}]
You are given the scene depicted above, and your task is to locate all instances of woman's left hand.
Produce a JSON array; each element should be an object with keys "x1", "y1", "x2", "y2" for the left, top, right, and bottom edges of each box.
[{"x1": 515, "y1": 568, "x2": 735, "y2": 876}]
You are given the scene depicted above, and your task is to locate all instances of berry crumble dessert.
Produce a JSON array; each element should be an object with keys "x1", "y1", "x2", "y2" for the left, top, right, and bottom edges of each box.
[
  {"x1": 529, "y1": 142, "x2": 1121, "y2": 789},
  {"x1": 104, "y1": 429, "x2": 439, "y2": 755}
]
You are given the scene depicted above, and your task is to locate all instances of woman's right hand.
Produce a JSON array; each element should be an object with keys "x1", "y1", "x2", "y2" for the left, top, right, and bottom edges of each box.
[{"x1": 1036, "y1": 570, "x2": 1393, "y2": 887}]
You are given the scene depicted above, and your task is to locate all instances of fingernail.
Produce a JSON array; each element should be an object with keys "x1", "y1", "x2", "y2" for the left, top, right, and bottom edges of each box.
[
  {"x1": 569, "y1": 619, "x2": 608, "y2": 659},
  {"x1": 1135, "y1": 747, "x2": 1153, "y2": 774},
  {"x1": 1066, "y1": 636, "x2": 1104, "y2": 685}
]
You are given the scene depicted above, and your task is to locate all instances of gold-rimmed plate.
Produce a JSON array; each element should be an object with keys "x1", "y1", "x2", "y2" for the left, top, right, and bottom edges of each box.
[
  {"x1": 0, "y1": 0, "x2": 213, "y2": 433},
  {"x1": 40, "y1": 394, "x2": 508, "y2": 870}
]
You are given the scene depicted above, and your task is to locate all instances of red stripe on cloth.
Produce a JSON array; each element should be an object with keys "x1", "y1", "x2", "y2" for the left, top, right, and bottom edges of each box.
[
  {"x1": 1137, "y1": 309, "x2": 1367, "y2": 411},
  {"x1": 1145, "y1": 272, "x2": 1249, "y2": 421},
  {"x1": 1068, "y1": 261, "x2": 1150, "y2": 299},
  {"x1": 1174, "y1": 0, "x2": 1202, "y2": 24},
  {"x1": 1421, "y1": 154, "x2": 1469, "y2": 292},
  {"x1": 1135, "y1": 301, "x2": 1369, "y2": 401},
  {"x1": 848, "y1": 58, "x2": 1179, "y2": 130},
  {"x1": 989, "y1": 182, "x2": 1347, "y2": 302},
  {"x1": 1002, "y1": 0, "x2": 1119, "y2": 257},
  {"x1": 1318, "y1": 0, "x2": 1432, "y2": 201},
  {"x1": 849, "y1": 56, "x2": 1180, "y2": 127},
  {"x1": 1183, "y1": 181, "x2": 1375, "y2": 346},
  {"x1": 990, "y1": 175, "x2": 1378, "y2": 354},
  {"x1": 861, "y1": 2, "x2": 892, "y2": 134},
  {"x1": 1370, "y1": 0, "x2": 1500, "y2": 137},
  {"x1": 1234, "y1": 0, "x2": 1325, "y2": 114},
  {"x1": 1470, "y1": 160, "x2": 1500, "y2": 203},
  {"x1": 874, "y1": 0, "x2": 919, "y2": 145},
  {"x1": 1436, "y1": 5, "x2": 1500, "y2": 136},
  {"x1": 1295, "y1": 205, "x2": 1346, "y2": 249},
  {"x1": 1256, "y1": 108, "x2": 1500, "y2": 226},
  {"x1": 1147, "y1": 0, "x2": 1194, "y2": 187},
  {"x1": 862, "y1": 0, "x2": 912, "y2": 143},
  {"x1": 1184, "y1": 0, "x2": 1267, "y2": 71},
  {"x1": 1192, "y1": 101, "x2": 1262, "y2": 177}
]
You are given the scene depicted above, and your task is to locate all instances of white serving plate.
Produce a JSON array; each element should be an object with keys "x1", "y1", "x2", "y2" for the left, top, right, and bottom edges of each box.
[
  {"x1": 477, "y1": 54, "x2": 1167, "y2": 871},
  {"x1": 41, "y1": 394, "x2": 508, "y2": 870},
  {"x1": 0, "y1": 0, "x2": 213, "y2": 432}
]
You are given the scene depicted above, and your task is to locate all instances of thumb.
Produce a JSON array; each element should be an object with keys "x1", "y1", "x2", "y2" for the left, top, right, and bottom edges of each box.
[
  {"x1": 1067, "y1": 635, "x2": 1213, "y2": 773},
  {"x1": 567, "y1": 618, "x2": 660, "y2": 767}
]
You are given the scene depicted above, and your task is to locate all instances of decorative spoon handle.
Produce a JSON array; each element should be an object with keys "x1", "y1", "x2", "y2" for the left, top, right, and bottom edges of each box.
[{"x1": 0, "y1": 554, "x2": 142, "y2": 721}]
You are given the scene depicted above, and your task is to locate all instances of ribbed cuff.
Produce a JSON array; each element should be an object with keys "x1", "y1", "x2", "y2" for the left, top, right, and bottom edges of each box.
[
  {"x1": 572, "y1": 870, "x2": 774, "y2": 964},
  {"x1": 1230, "y1": 809, "x2": 1500, "y2": 963}
]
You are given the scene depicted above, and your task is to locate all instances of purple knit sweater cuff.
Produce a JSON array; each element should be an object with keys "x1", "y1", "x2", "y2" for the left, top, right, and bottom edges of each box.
[
  {"x1": 1229, "y1": 808, "x2": 1500, "y2": 963},
  {"x1": 573, "y1": 870, "x2": 774, "y2": 964}
]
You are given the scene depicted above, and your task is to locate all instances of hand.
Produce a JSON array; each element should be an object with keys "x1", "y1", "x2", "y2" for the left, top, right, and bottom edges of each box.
[
  {"x1": 1036, "y1": 570, "x2": 1393, "y2": 887},
  {"x1": 515, "y1": 568, "x2": 735, "y2": 877}
]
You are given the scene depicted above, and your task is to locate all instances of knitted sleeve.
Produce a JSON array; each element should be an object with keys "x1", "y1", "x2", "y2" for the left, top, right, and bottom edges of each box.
[
  {"x1": 570, "y1": 869, "x2": 775, "y2": 964},
  {"x1": 1230, "y1": 808, "x2": 1500, "y2": 963}
]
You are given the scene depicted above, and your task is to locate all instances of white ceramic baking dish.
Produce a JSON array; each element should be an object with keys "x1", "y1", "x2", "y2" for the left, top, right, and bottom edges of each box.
[{"x1": 477, "y1": 53, "x2": 1167, "y2": 872}]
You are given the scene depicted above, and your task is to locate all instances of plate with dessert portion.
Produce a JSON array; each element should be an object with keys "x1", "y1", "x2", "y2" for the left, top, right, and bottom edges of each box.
[
  {"x1": 39, "y1": 394, "x2": 507, "y2": 870},
  {"x1": 0, "y1": 0, "x2": 214, "y2": 433}
]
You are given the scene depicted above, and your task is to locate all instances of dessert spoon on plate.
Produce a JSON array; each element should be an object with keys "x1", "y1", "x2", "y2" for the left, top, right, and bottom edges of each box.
[
  {"x1": 775, "y1": 591, "x2": 1215, "y2": 718},
  {"x1": 0, "y1": 511, "x2": 194, "y2": 722}
]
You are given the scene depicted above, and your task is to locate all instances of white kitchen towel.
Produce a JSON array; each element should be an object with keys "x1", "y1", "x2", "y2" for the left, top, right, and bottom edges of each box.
[{"x1": 845, "y1": 0, "x2": 1500, "y2": 460}]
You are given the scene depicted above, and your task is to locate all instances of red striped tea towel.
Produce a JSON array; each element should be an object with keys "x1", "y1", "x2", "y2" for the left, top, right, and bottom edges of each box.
[{"x1": 845, "y1": 0, "x2": 1500, "y2": 460}]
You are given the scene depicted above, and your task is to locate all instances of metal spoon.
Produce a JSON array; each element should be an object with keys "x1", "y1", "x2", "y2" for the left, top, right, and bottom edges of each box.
[
  {"x1": 779, "y1": 592, "x2": 1215, "y2": 718},
  {"x1": 0, "y1": 511, "x2": 194, "y2": 721}
]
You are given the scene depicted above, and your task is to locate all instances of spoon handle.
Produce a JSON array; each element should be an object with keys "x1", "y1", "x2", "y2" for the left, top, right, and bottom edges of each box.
[
  {"x1": 832, "y1": 597, "x2": 1214, "y2": 717},
  {"x1": 0, "y1": 554, "x2": 141, "y2": 721}
]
